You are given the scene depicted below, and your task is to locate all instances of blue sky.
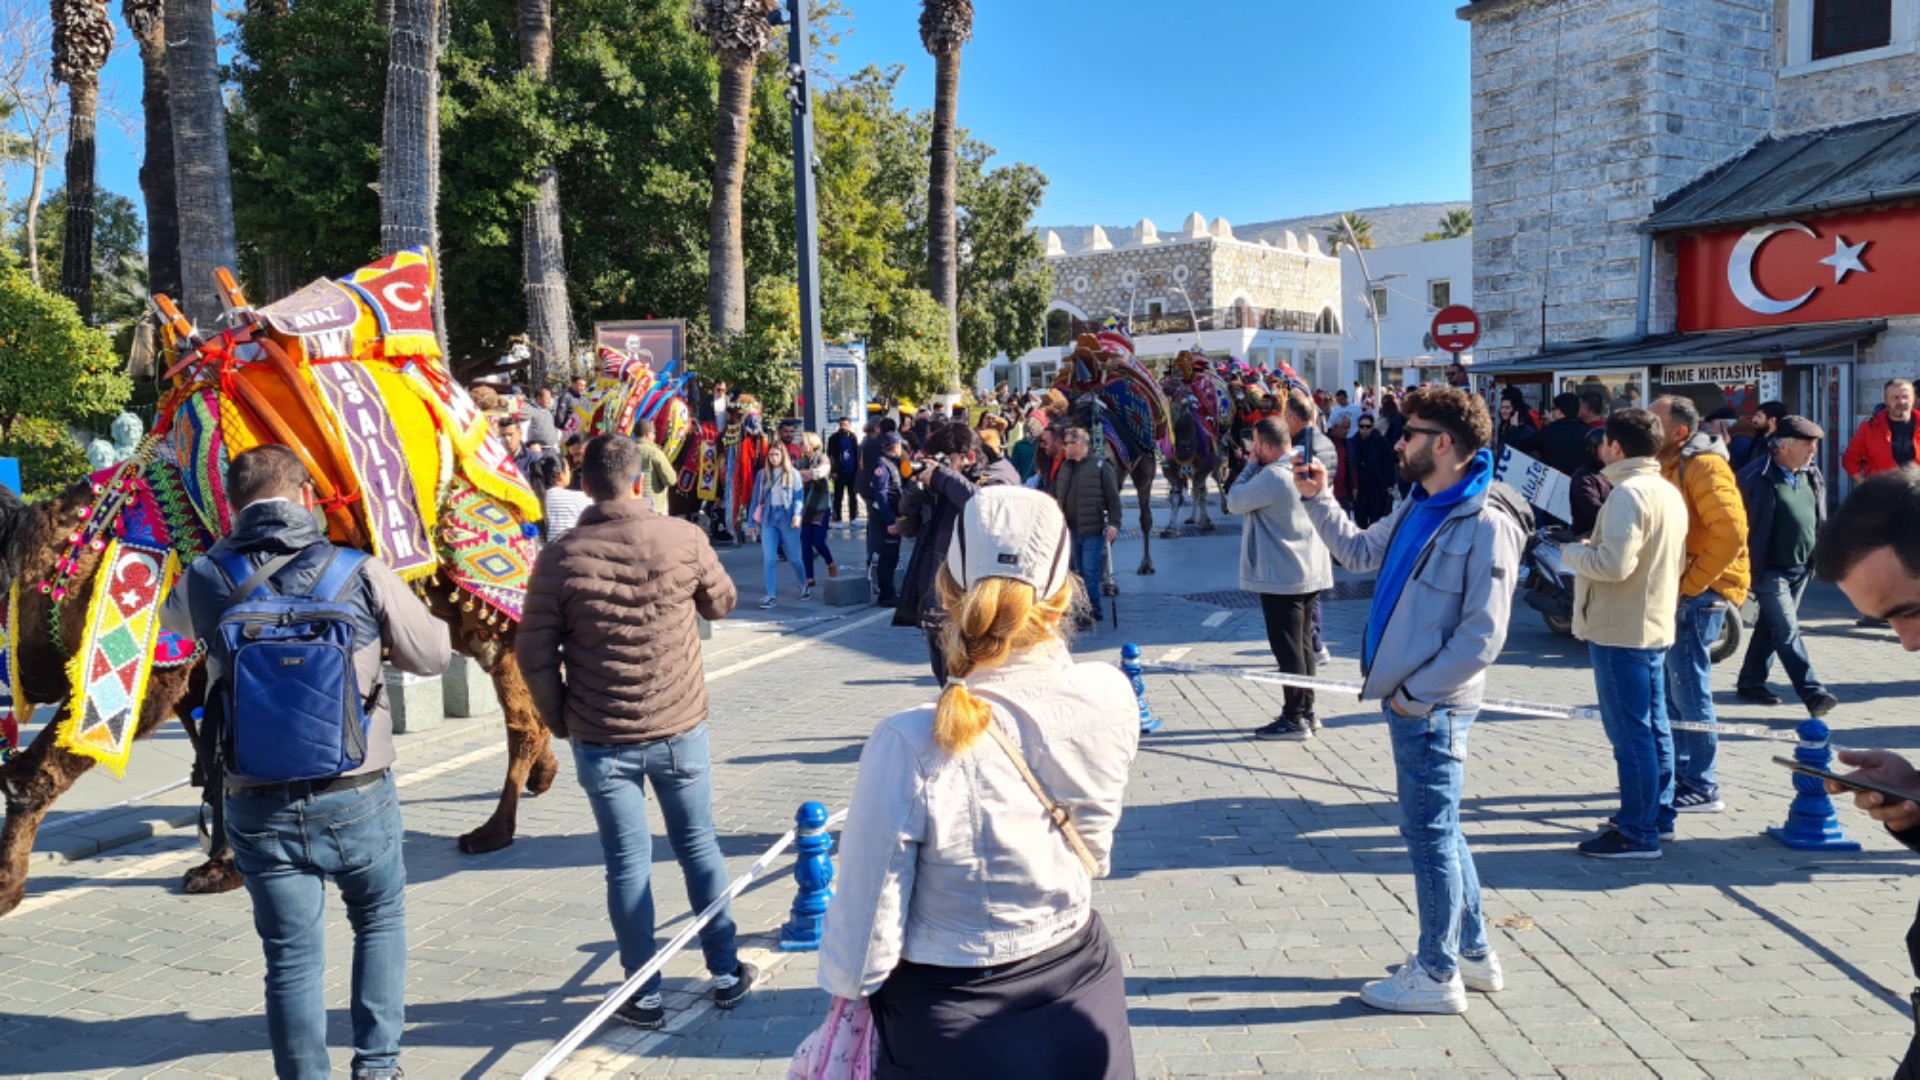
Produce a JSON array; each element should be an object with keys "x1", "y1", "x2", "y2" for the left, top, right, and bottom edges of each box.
[{"x1": 44, "y1": 0, "x2": 1471, "y2": 232}]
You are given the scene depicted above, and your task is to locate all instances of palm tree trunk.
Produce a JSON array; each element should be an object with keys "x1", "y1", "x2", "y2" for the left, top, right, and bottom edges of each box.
[
  {"x1": 126, "y1": 2, "x2": 181, "y2": 301},
  {"x1": 165, "y1": 0, "x2": 239, "y2": 328},
  {"x1": 926, "y1": 46, "x2": 960, "y2": 362},
  {"x1": 58, "y1": 76, "x2": 98, "y2": 319},
  {"x1": 380, "y1": 0, "x2": 444, "y2": 346},
  {"x1": 519, "y1": 0, "x2": 570, "y2": 385},
  {"x1": 707, "y1": 56, "x2": 753, "y2": 337}
]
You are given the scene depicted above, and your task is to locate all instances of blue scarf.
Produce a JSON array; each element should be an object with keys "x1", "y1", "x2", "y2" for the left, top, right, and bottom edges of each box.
[{"x1": 1363, "y1": 448, "x2": 1494, "y2": 671}]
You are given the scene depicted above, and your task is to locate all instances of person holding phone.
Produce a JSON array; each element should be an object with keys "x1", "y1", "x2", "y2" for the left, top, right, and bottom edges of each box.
[{"x1": 1293, "y1": 386, "x2": 1531, "y2": 1014}]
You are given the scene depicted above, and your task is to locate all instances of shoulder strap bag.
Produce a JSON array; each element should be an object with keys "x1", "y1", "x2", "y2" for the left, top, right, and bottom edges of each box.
[{"x1": 973, "y1": 701, "x2": 1100, "y2": 877}]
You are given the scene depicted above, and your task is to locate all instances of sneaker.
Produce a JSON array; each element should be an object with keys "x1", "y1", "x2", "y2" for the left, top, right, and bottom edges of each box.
[
  {"x1": 1805, "y1": 690, "x2": 1839, "y2": 717},
  {"x1": 1735, "y1": 686, "x2": 1782, "y2": 706},
  {"x1": 1315, "y1": 646, "x2": 1332, "y2": 667},
  {"x1": 800, "y1": 586, "x2": 813, "y2": 600},
  {"x1": 1672, "y1": 789, "x2": 1724, "y2": 814},
  {"x1": 1305, "y1": 713, "x2": 1323, "y2": 733},
  {"x1": 1578, "y1": 828, "x2": 1661, "y2": 859},
  {"x1": 613, "y1": 991, "x2": 665, "y2": 1030},
  {"x1": 759, "y1": 596, "x2": 777, "y2": 609},
  {"x1": 1603, "y1": 816, "x2": 1675, "y2": 841},
  {"x1": 1255, "y1": 716, "x2": 1311, "y2": 741},
  {"x1": 713, "y1": 960, "x2": 758, "y2": 1009},
  {"x1": 1458, "y1": 951, "x2": 1504, "y2": 993},
  {"x1": 1360, "y1": 955, "x2": 1468, "y2": 1015}
]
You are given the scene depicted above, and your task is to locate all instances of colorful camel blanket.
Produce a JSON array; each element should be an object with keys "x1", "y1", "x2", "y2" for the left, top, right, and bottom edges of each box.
[
  {"x1": 56, "y1": 539, "x2": 179, "y2": 778},
  {"x1": 1, "y1": 583, "x2": 19, "y2": 763}
]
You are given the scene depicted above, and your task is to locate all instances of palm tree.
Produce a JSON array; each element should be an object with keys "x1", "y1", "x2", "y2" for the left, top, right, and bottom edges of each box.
[
  {"x1": 165, "y1": 0, "x2": 238, "y2": 328},
  {"x1": 1323, "y1": 211, "x2": 1374, "y2": 254},
  {"x1": 50, "y1": 0, "x2": 112, "y2": 320},
  {"x1": 380, "y1": 0, "x2": 444, "y2": 342},
  {"x1": 920, "y1": 0, "x2": 972, "y2": 363},
  {"x1": 519, "y1": 0, "x2": 570, "y2": 384},
  {"x1": 1436, "y1": 207, "x2": 1472, "y2": 239},
  {"x1": 122, "y1": 0, "x2": 180, "y2": 302},
  {"x1": 691, "y1": 0, "x2": 776, "y2": 338}
]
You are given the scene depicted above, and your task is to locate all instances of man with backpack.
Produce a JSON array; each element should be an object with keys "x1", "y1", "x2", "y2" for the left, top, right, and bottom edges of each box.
[{"x1": 162, "y1": 445, "x2": 450, "y2": 1080}]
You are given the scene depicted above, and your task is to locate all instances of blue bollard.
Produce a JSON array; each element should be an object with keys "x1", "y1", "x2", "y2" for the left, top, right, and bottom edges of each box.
[
  {"x1": 1122, "y1": 643, "x2": 1161, "y2": 734},
  {"x1": 780, "y1": 801, "x2": 836, "y2": 951},
  {"x1": 1766, "y1": 717, "x2": 1860, "y2": 852}
]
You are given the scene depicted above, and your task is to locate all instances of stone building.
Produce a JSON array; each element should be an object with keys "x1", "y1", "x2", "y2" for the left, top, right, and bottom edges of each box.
[
  {"x1": 986, "y1": 213, "x2": 1344, "y2": 392},
  {"x1": 1461, "y1": 0, "x2": 1920, "y2": 493}
]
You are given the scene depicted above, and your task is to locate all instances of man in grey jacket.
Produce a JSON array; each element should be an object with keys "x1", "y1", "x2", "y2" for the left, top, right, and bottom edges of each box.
[
  {"x1": 1295, "y1": 386, "x2": 1531, "y2": 1015},
  {"x1": 1226, "y1": 416, "x2": 1333, "y2": 740}
]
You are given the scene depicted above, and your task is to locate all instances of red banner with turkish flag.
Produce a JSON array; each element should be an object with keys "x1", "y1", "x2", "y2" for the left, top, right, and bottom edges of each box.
[{"x1": 1676, "y1": 205, "x2": 1916, "y2": 332}]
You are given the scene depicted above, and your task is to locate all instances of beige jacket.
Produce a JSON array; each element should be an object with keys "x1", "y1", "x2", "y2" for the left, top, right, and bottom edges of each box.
[{"x1": 1561, "y1": 456, "x2": 1688, "y2": 649}]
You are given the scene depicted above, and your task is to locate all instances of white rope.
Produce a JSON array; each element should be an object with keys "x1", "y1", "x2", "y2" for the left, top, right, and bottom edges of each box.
[
  {"x1": 1142, "y1": 661, "x2": 1843, "y2": 749},
  {"x1": 523, "y1": 807, "x2": 849, "y2": 1080}
]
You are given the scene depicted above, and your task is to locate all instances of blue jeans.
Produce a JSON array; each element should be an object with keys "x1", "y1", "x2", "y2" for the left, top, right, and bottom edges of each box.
[
  {"x1": 1070, "y1": 534, "x2": 1108, "y2": 617},
  {"x1": 1386, "y1": 702, "x2": 1489, "y2": 979},
  {"x1": 1739, "y1": 568, "x2": 1825, "y2": 701},
  {"x1": 761, "y1": 516, "x2": 806, "y2": 598},
  {"x1": 225, "y1": 774, "x2": 407, "y2": 1080},
  {"x1": 571, "y1": 726, "x2": 738, "y2": 992},
  {"x1": 1589, "y1": 643, "x2": 1675, "y2": 847},
  {"x1": 1667, "y1": 591, "x2": 1727, "y2": 797}
]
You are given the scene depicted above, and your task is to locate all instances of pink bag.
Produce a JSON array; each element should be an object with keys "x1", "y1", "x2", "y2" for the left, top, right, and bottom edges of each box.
[{"x1": 786, "y1": 995, "x2": 876, "y2": 1080}]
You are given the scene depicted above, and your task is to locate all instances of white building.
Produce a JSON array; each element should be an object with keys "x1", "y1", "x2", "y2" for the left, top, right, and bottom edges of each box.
[
  {"x1": 1337, "y1": 236, "x2": 1473, "y2": 391},
  {"x1": 982, "y1": 213, "x2": 1345, "y2": 395}
]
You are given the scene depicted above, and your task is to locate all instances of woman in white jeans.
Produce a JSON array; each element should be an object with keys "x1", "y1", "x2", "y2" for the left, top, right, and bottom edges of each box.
[{"x1": 818, "y1": 486, "x2": 1140, "y2": 1079}]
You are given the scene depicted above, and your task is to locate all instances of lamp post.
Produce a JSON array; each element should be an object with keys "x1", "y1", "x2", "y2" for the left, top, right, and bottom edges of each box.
[
  {"x1": 1339, "y1": 216, "x2": 1406, "y2": 391},
  {"x1": 771, "y1": 0, "x2": 827, "y2": 434}
]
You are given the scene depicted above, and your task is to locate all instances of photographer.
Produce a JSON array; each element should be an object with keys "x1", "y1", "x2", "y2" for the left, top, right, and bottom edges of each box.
[{"x1": 893, "y1": 424, "x2": 1021, "y2": 682}]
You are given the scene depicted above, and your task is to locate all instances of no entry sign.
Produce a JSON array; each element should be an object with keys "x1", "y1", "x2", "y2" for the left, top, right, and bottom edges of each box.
[{"x1": 1431, "y1": 305, "x2": 1481, "y2": 354}]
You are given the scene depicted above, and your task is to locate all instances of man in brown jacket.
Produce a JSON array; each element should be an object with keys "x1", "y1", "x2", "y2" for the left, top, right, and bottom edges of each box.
[{"x1": 516, "y1": 435, "x2": 752, "y2": 1031}]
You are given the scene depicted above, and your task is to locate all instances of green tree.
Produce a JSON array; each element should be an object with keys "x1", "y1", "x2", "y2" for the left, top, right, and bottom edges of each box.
[
  {"x1": 0, "y1": 266, "x2": 130, "y2": 492},
  {"x1": 1422, "y1": 206, "x2": 1472, "y2": 241},
  {"x1": 867, "y1": 286, "x2": 956, "y2": 404},
  {"x1": 693, "y1": 279, "x2": 800, "y2": 415},
  {"x1": 1324, "y1": 211, "x2": 1373, "y2": 252},
  {"x1": 10, "y1": 186, "x2": 147, "y2": 327}
]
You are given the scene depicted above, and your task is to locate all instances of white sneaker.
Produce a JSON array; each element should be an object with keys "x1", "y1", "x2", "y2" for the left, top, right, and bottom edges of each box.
[
  {"x1": 1458, "y1": 950, "x2": 1504, "y2": 993},
  {"x1": 1360, "y1": 955, "x2": 1468, "y2": 1014},
  {"x1": 1315, "y1": 646, "x2": 1333, "y2": 667}
]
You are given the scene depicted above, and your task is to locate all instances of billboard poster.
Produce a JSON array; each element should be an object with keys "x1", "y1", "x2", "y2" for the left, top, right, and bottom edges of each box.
[{"x1": 593, "y1": 319, "x2": 686, "y2": 382}]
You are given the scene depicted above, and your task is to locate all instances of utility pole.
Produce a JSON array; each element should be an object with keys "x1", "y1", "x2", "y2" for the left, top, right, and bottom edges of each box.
[{"x1": 774, "y1": 0, "x2": 827, "y2": 434}]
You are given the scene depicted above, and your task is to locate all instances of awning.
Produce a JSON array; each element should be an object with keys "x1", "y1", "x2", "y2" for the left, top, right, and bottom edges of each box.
[
  {"x1": 1645, "y1": 110, "x2": 1920, "y2": 233},
  {"x1": 1469, "y1": 321, "x2": 1885, "y2": 374}
]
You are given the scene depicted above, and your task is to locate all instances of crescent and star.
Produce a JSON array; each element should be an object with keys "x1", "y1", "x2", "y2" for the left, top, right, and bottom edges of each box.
[{"x1": 1727, "y1": 222, "x2": 1872, "y2": 315}]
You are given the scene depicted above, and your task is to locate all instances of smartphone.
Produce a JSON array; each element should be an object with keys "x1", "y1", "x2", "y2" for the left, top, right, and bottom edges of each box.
[
  {"x1": 1292, "y1": 444, "x2": 1309, "y2": 466},
  {"x1": 1774, "y1": 756, "x2": 1920, "y2": 804}
]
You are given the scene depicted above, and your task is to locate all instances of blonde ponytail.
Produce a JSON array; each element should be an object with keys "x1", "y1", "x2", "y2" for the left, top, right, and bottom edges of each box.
[{"x1": 930, "y1": 568, "x2": 1078, "y2": 754}]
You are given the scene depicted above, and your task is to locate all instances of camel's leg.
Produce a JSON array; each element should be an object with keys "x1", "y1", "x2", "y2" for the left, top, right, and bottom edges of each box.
[
  {"x1": 1197, "y1": 471, "x2": 1215, "y2": 531},
  {"x1": 457, "y1": 655, "x2": 555, "y2": 855},
  {"x1": 1135, "y1": 460, "x2": 1157, "y2": 575},
  {"x1": 0, "y1": 667, "x2": 202, "y2": 917}
]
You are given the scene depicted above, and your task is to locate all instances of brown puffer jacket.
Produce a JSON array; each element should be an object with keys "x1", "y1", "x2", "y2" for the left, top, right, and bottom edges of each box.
[{"x1": 516, "y1": 499, "x2": 737, "y2": 744}]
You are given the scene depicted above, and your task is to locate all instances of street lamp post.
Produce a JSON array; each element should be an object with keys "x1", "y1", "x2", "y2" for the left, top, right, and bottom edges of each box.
[
  {"x1": 1342, "y1": 218, "x2": 1404, "y2": 390},
  {"x1": 773, "y1": 0, "x2": 827, "y2": 434}
]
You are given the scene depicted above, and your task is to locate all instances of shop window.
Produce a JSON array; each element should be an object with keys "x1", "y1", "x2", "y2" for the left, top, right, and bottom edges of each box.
[
  {"x1": 1558, "y1": 370, "x2": 1646, "y2": 417},
  {"x1": 1299, "y1": 349, "x2": 1319, "y2": 387},
  {"x1": 1428, "y1": 279, "x2": 1451, "y2": 310},
  {"x1": 1814, "y1": 0, "x2": 1893, "y2": 59}
]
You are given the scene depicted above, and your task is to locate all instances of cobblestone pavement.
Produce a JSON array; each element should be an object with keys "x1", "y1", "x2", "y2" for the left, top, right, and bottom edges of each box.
[{"x1": 4, "y1": 492, "x2": 1920, "y2": 1078}]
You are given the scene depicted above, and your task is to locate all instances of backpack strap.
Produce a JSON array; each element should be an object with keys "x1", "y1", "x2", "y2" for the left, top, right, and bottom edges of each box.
[
  {"x1": 307, "y1": 548, "x2": 370, "y2": 602},
  {"x1": 217, "y1": 551, "x2": 299, "y2": 614}
]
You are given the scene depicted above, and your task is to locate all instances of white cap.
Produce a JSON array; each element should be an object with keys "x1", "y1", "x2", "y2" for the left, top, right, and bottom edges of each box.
[{"x1": 945, "y1": 487, "x2": 1074, "y2": 602}]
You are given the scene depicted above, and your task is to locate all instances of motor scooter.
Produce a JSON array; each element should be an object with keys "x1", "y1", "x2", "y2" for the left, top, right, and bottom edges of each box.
[{"x1": 1518, "y1": 525, "x2": 1743, "y2": 662}]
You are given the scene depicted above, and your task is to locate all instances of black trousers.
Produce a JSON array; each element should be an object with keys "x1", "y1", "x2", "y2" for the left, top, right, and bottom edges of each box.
[
  {"x1": 925, "y1": 625, "x2": 948, "y2": 684},
  {"x1": 870, "y1": 515, "x2": 901, "y2": 603},
  {"x1": 1259, "y1": 591, "x2": 1319, "y2": 720},
  {"x1": 832, "y1": 476, "x2": 860, "y2": 521}
]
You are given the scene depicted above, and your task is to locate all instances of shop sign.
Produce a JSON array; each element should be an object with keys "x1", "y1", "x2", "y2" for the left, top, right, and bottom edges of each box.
[
  {"x1": 1676, "y1": 204, "x2": 1920, "y2": 331},
  {"x1": 1659, "y1": 362, "x2": 1764, "y2": 385}
]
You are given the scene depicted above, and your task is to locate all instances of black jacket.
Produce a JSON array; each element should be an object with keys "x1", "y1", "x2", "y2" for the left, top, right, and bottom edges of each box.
[
  {"x1": 893, "y1": 457, "x2": 1020, "y2": 630},
  {"x1": 1534, "y1": 417, "x2": 1590, "y2": 477},
  {"x1": 1736, "y1": 456, "x2": 1826, "y2": 572},
  {"x1": 827, "y1": 430, "x2": 861, "y2": 479},
  {"x1": 1347, "y1": 431, "x2": 1395, "y2": 491}
]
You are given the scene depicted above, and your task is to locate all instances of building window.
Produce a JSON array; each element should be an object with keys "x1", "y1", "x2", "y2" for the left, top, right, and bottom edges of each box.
[
  {"x1": 1315, "y1": 309, "x2": 1339, "y2": 335},
  {"x1": 1370, "y1": 286, "x2": 1388, "y2": 319},
  {"x1": 1044, "y1": 309, "x2": 1073, "y2": 347},
  {"x1": 1428, "y1": 279, "x2": 1451, "y2": 310},
  {"x1": 1814, "y1": 0, "x2": 1893, "y2": 58},
  {"x1": 1145, "y1": 300, "x2": 1165, "y2": 320}
]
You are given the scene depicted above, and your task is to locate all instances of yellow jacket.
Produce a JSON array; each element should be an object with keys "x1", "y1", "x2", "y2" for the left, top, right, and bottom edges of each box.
[
  {"x1": 1562, "y1": 457, "x2": 1689, "y2": 649},
  {"x1": 1660, "y1": 434, "x2": 1750, "y2": 607}
]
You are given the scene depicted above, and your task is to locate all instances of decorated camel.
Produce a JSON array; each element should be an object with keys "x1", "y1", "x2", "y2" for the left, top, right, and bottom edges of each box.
[
  {"x1": 1049, "y1": 323, "x2": 1169, "y2": 574},
  {"x1": 1158, "y1": 348, "x2": 1233, "y2": 534},
  {"x1": 0, "y1": 251, "x2": 559, "y2": 918}
]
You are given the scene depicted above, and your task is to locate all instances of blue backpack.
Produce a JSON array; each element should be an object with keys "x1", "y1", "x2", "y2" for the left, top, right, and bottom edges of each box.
[{"x1": 212, "y1": 547, "x2": 375, "y2": 782}]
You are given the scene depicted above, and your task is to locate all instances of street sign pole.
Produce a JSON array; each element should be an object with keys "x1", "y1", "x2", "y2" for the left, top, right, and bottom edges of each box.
[{"x1": 781, "y1": 0, "x2": 827, "y2": 435}]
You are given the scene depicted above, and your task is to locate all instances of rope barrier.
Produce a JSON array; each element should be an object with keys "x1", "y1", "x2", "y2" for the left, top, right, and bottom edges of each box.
[
  {"x1": 1140, "y1": 660, "x2": 1846, "y2": 749},
  {"x1": 523, "y1": 807, "x2": 849, "y2": 1080}
]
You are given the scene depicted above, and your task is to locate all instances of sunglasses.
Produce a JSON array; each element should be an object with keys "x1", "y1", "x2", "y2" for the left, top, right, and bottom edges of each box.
[{"x1": 1400, "y1": 425, "x2": 1446, "y2": 441}]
